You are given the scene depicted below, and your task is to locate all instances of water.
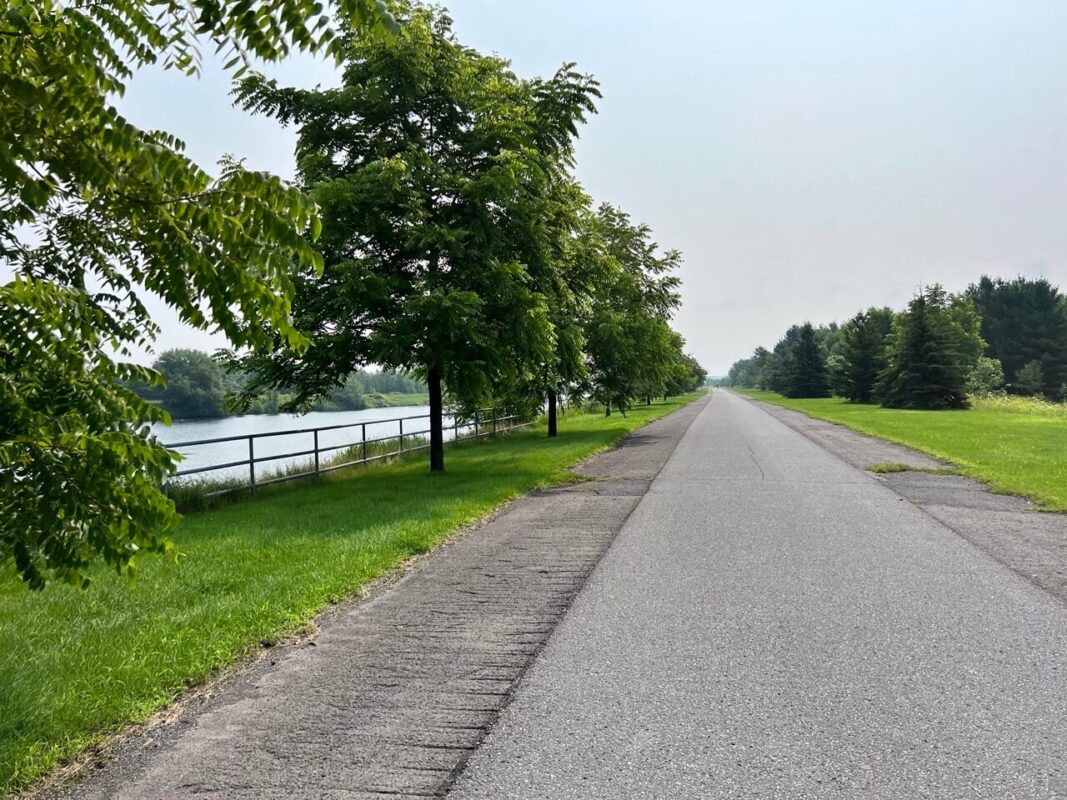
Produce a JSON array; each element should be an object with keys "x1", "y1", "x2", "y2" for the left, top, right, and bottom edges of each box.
[{"x1": 152, "y1": 406, "x2": 464, "y2": 484}]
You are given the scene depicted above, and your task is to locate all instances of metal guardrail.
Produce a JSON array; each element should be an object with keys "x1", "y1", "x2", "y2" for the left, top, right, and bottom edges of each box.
[{"x1": 163, "y1": 407, "x2": 534, "y2": 497}]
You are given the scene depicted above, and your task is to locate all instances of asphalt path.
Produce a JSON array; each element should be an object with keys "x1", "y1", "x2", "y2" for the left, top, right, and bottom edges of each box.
[
  {"x1": 51, "y1": 399, "x2": 708, "y2": 800},
  {"x1": 449, "y1": 389, "x2": 1067, "y2": 799}
]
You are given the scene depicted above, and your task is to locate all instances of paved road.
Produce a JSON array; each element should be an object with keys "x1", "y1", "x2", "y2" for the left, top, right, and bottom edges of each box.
[
  {"x1": 449, "y1": 390, "x2": 1067, "y2": 799},
  {"x1": 53, "y1": 400, "x2": 707, "y2": 800}
]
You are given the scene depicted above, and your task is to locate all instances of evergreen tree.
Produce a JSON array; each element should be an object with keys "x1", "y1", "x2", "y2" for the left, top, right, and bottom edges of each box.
[
  {"x1": 785, "y1": 323, "x2": 830, "y2": 398},
  {"x1": 967, "y1": 275, "x2": 1067, "y2": 398},
  {"x1": 876, "y1": 288, "x2": 969, "y2": 409},
  {"x1": 838, "y1": 307, "x2": 895, "y2": 403},
  {"x1": 766, "y1": 326, "x2": 803, "y2": 394}
]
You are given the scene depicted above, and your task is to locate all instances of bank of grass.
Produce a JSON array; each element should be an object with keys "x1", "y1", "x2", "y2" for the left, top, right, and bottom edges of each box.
[
  {"x1": 737, "y1": 389, "x2": 1067, "y2": 510},
  {"x1": 0, "y1": 393, "x2": 702, "y2": 795},
  {"x1": 365, "y1": 391, "x2": 430, "y2": 407}
]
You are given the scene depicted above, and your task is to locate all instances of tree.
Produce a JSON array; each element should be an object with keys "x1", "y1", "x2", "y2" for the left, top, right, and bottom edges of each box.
[
  {"x1": 489, "y1": 181, "x2": 601, "y2": 438},
  {"x1": 967, "y1": 276, "x2": 1067, "y2": 398},
  {"x1": 139, "y1": 350, "x2": 227, "y2": 419},
  {"x1": 965, "y1": 356, "x2": 1005, "y2": 397},
  {"x1": 665, "y1": 353, "x2": 708, "y2": 396},
  {"x1": 764, "y1": 326, "x2": 803, "y2": 394},
  {"x1": 1, "y1": 0, "x2": 394, "y2": 588},
  {"x1": 785, "y1": 323, "x2": 830, "y2": 398},
  {"x1": 233, "y1": 6, "x2": 599, "y2": 470},
  {"x1": 1015, "y1": 360, "x2": 1045, "y2": 397},
  {"x1": 583, "y1": 205, "x2": 683, "y2": 414},
  {"x1": 876, "y1": 287, "x2": 969, "y2": 409},
  {"x1": 838, "y1": 307, "x2": 895, "y2": 403}
]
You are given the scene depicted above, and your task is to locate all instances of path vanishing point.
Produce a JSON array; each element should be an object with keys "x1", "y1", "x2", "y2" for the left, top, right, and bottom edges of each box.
[{"x1": 55, "y1": 390, "x2": 1067, "y2": 799}]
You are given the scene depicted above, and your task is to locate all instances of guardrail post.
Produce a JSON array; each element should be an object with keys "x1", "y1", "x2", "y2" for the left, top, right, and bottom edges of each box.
[
  {"x1": 313, "y1": 429, "x2": 320, "y2": 476},
  {"x1": 454, "y1": 413, "x2": 459, "y2": 440},
  {"x1": 362, "y1": 423, "x2": 367, "y2": 464},
  {"x1": 474, "y1": 410, "x2": 479, "y2": 439},
  {"x1": 491, "y1": 408, "x2": 497, "y2": 439},
  {"x1": 248, "y1": 436, "x2": 256, "y2": 495},
  {"x1": 399, "y1": 417, "x2": 404, "y2": 453}
]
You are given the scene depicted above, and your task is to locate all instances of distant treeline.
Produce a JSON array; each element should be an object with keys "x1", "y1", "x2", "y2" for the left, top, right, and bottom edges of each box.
[
  {"x1": 134, "y1": 349, "x2": 427, "y2": 420},
  {"x1": 721, "y1": 275, "x2": 1067, "y2": 409}
]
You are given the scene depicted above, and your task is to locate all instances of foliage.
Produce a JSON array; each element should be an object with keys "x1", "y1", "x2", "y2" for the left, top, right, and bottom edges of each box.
[
  {"x1": 967, "y1": 275, "x2": 1067, "y2": 398},
  {"x1": 876, "y1": 286, "x2": 970, "y2": 410},
  {"x1": 0, "y1": 393, "x2": 702, "y2": 794},
  {"x1": 134, "y1": 353, "x2": 430, "y2": 418},
  {"x1": 725, "y1": 346, "x2": 772, "y2": 389},
  {"x1": 764, "y1": 325, "x2": 803, "y2": 394},
  {"x1": 837, "y1": 307, "x2": 895, "y2": 403},
  {"x1": 784, "y1": 322, "x2": 830, "y2": 398},
  {"x1": 665, "y1": 353, "x2": 709, "y2": 396},
  {"x1": 139, "y1": 350, "x2": 226, "y2": 419},
  {"x1": 1015, "y1": 360, "x2": 1045, "y2": 397},
  {"x1": 583, "y1": 205, "x2": 683, "y2": 413},
  {"x1": 727, "y1": 275, "x2": 1067, "y2": 409},
  {"x1": 232, "y1": 5, "x2": 600, "y2": 470},
  {"x1": 0, "y1": 280, "x2": 177, "y2": 590},
  {"x1": 965, "y1": 356, "x2": 1005, "y2": 398},
  {"x1": 1, "y1": 0, "x2": 393, "y2": 587}
]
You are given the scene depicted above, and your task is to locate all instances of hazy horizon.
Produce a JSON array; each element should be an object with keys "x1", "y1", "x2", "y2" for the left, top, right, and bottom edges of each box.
[{"x1": 117, "y1": 1, "x2": 1067, "y2": 375}]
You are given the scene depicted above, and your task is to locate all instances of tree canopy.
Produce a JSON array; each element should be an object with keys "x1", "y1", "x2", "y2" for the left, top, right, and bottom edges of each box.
[
  {"x1": 232, "y1": 5, "x2": 600, "y2": 469},
  {"x1": 837, "y1": 308, "x2": 895, "y2": 403},
  {"x1": 583, "y1": 204, "x2": 684, "y2": 414},
  {"x1": 876, "y1": 287, "x2": 971, "y2": 410},
  {"x1": 2, "y1": 0, "x2": 703, "y2": 588},
  {"x1": 722, "y1": 278, "x2": 1046, "y2": 410},
  {"x1": 1, "y1": 0, "x2": 393, "y2": 588},
  {"x1": 967, "y1": 276, "x2": 1067, "y2": 398},
  {"x1": 784, "y1": 323, "x2": 831, "y2": 398}
]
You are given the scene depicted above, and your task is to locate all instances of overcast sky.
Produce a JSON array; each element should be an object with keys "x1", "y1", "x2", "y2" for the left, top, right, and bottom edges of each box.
[{"x1": 120, "y1": 0, "x2": 1067, "y2": 375}]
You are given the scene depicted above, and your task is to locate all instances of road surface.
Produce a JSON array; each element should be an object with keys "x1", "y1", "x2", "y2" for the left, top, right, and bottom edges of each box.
[{"x1": 449, "y1": 389, "x2": 1067, "y2": 799}]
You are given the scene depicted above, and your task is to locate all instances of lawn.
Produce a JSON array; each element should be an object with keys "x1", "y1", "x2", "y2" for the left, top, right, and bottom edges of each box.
[
  {"x1": 0, "y1": 395, "x2": 702, "y2": 795},
  {"x1": 737, "y1": 389, "x2": 1067, "y2": 510}
]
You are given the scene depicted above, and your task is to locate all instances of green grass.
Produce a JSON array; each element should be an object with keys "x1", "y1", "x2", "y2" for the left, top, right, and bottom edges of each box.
[
  {"x1": 366, "y1": 391, "x2": 430, "y2": 407},
  {"x1": 0, "y1": 394, "x2": 702, "y2": 795},
  {"x1": 865, "y1": 462, "x2": 960, "y2": 476},
  {"x1": 737, "y1": 389, "x2": 1067, "y2": 510}
]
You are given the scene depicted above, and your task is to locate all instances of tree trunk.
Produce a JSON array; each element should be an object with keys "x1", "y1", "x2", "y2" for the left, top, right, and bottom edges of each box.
[
  {"x1": 547, "y1": 389, "x2": 558, "y2": 437},
  {"x1": 428, "y1": 364, "x2": 444, "y2": 472},
  {"x1": 646, "y1": 395, "x2": 652, "y2": 406},
  {"x1": 605, "y1": 400, "x2": 611, "y2": 417}
]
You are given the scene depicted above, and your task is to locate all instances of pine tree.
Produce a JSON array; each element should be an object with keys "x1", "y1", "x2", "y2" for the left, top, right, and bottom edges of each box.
[
  {"x1": 967, "y1": 275, "x2": 1067, "y2": 398},
  {"x1": 876, "y1": 289, "x2": 969, "y2": 409},
  {"x1": 785, "y1": 323, "x2": 831, "y2": 398},
  {"x1": 839, "y1": 308, "x2": 895, "y2": 403}
]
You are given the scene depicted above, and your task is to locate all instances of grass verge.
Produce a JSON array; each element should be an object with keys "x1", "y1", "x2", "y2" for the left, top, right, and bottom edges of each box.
[
  {"x1": 737, "y1": 389, "x2": 1067, "y2": 510},
  {"x1": 0, "y1": 393, "x2": 702, "y2": 795}
]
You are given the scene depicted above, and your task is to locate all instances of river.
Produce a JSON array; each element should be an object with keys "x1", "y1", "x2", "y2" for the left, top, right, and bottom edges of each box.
[{"x1": 152, "y1": 405, "x2": 462, "y2": 484}]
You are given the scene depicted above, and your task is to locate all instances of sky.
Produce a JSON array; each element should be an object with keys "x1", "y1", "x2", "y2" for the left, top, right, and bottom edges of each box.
[{"x1": 119, "y1": 0, "x2": 1067, "y2": 375}]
